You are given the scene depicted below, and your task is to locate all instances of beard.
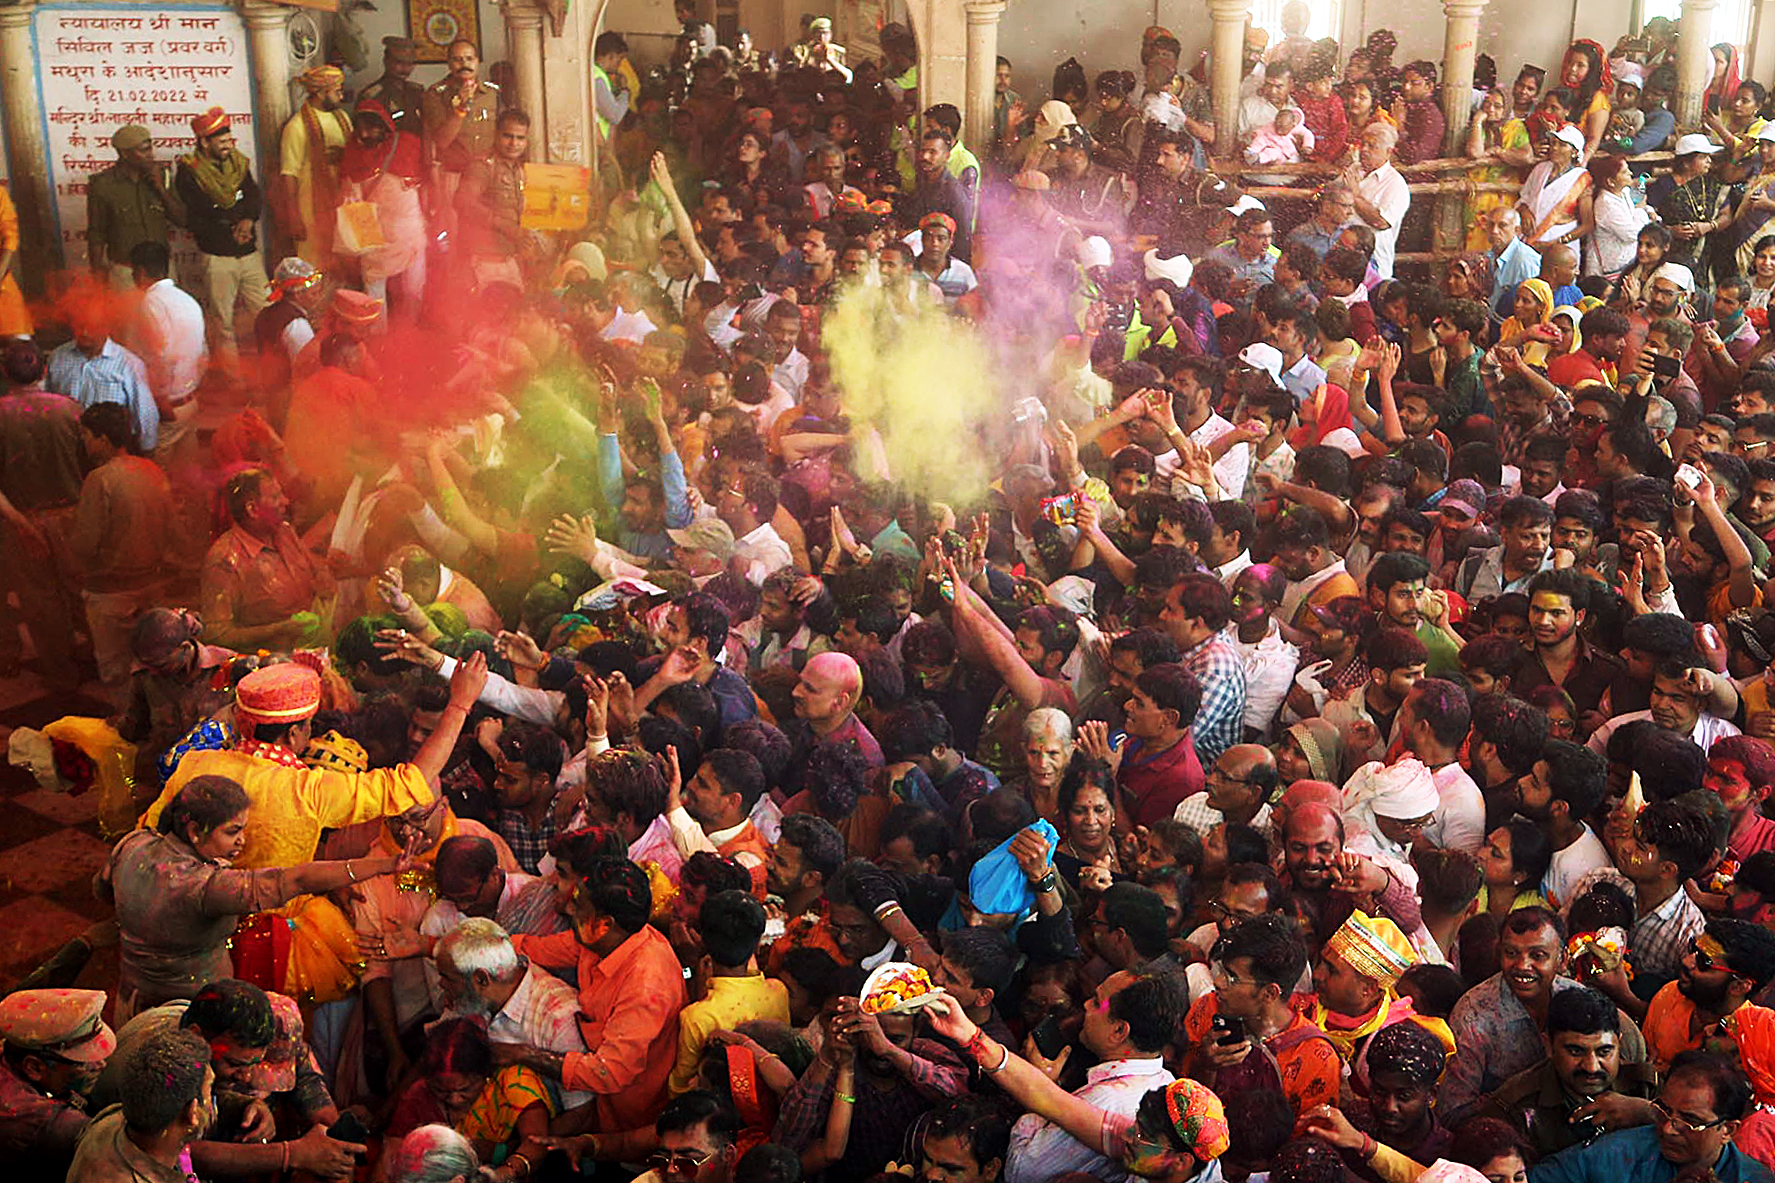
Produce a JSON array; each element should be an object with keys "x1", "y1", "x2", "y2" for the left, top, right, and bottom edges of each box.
[{"x1": 1678, "y1": 971, "x2": 1734, "y2": 1011}]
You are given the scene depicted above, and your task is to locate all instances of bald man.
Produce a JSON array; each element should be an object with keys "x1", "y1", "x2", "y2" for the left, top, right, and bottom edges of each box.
[
  {"x1": 1279, "y1": 802, "x2": 1422, "y2": 943},
  {"x1": 1174, "y1": 744, "x2": 1279, "y2": 837},
  {"x1": 785, "y1": 651, "x2": 883, "y2": 786}
]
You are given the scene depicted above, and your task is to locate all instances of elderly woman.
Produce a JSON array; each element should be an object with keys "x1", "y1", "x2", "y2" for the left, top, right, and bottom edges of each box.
[
  {"x1": 383, "y1": 1020, "x2": 551, "y2": 1174},
  {"x1": 385, "y1": 1124, "x2": 483, "y2": 1183},
  {"x1": 1516, "y1": 124, "x2": 1593, "y2": 252},
  {"x1": 1012, "y1": 706, "x2": 1074, "y2": 824},
  {"x1": 1648, "y1": 133, "x2": 1728, "y2": 275},
  {"x1": 98, "y1": 774, "x2": 403, "y2": 1020},
  {"x1": 1054, "y1": 756, "x2": 1122, "y2": 889}
]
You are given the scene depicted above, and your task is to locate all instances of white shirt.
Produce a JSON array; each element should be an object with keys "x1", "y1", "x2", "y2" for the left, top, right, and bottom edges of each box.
[
  {"x1": 1586, "y1": 709, "x2": 1741, "y2": 757},
  {"x1": 733, "y1": 520, "x2": 793, "y2": 585},
  {"x1": 649, "y1": 257, "x2": 719, "y2": 315},
  {"x1": 1587, "y1": 188, "x2": 1651, "y2": 277},
  {"x1": 1423, "y1": 760, "x2": 1485, "y2": 854},
  {"x1": 1542, "y1": 823, "x2": 1612, "y2": 910},
  {"x1": 1006, "y1": 1057, "x2": 1175, "y2": 1183},
  {"x1": 137, "y1": 278, "x2": 207, "y2": 401},
  {"x1": 1217, "y1": 551, "x2": 1254, "y2": 589},
  {"x1": 1238, "y1": 94, "x2": 1279, "y2": 140},
  {"x1": 282, "y1": 317, "x2": 314, "y2": 360},
  {"x1": 1357, "y1": 161, "x2": 1411, "y2": 280},
  {"x1": 1173, "y1": 412, "x2": 1249, "y2": 501},
  {"x1": 602, "y1": 307, "x2": 658, "y2": 344},
  {"x1": 775, "y1": 348, "x2": 810, "y2": 400},
  {"x1": 740, "y1": 381, "x2": 797, "y2": 435},
  {"x1": 1233, "y1": 617, "x2": 1298, "y2": 740}
]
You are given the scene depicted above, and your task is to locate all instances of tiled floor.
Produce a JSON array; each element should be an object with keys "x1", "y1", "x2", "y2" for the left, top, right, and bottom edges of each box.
[{"x1": 0, "y1": 671, "x2": 124, "y2": 998}]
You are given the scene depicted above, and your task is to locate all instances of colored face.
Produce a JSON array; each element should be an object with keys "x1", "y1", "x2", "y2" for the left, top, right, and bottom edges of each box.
[{"x1": 1498, "y1": 922, "x2": 1562, "y2": 1002}]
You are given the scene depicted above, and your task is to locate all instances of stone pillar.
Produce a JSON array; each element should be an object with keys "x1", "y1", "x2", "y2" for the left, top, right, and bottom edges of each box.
[
  {"x1": 502, "y1": 0, "x2": 546, "y2": 157},
  {"x1": 0, "y1": 0, "x2": 54, "y2": 282},
  {"x1": 909, "y1": 0, "x2": 968, "y2": 115},
  {"x1": 1206, "y1": 0, "x2": 1250, "y2": 160},
  {"x1": 1440, "y1": 0, "x2": 1485, "y2": 154},
  {"x1": 1676, "y1": 0, "x2": 1720, "y2": 128},
  {"x1": 240, "y1": 0, "x2": 293, "y2": 176},
  {"x1": 962, "y1": 0, "x2": 1005, "y2": 152}
]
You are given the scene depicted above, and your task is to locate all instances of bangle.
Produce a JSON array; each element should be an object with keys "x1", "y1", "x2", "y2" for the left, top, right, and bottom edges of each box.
[
  {"x1": 282, "y1": 1142, "x2": 291, "y2": 1174},
  {"x1": 1361, "y1": 1135, "x2": 1376, "y2": 1159},
  {"x1": 835, "y1": 1092, "x2": 857, "y2": 1104},
  {"x1": 509, "y1": 1153, "x2": 533, "y2": 1178},
  {"x1": 983, "y1": 1042, "x2": 1012, "y2": 1075},
  {"x1": 345, "y1": 860, "x2": 357, "y2": 883},
  {"x1": 874, "y1": 901, "x2": 904, "y2": 921}
]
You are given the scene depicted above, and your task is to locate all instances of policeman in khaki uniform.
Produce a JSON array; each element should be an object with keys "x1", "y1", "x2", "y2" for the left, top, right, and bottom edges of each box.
[
  {"x1": 359, "y1": 35, "x2": 426, "y2": 136},
  {"x1": 422, "y1": 37, "x2": 500, "y2": 239},
  {"x1": 791, "y1": 16, "x2": 848, "y2": 72},
  {"x1": 0, "y1": 989, "x2": 116, "y2": 1179}
]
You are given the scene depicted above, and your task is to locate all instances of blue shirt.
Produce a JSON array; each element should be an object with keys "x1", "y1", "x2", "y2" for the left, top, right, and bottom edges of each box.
[
  {"x1": 1491, "y1": 237, "x2": 1543, "y2": 320},
  {"x1": 1281, "y1": 354, "x2": 1328, "y2": 405},
  {"x1": 1285, "y1": 220, "x2": 1346, "y2": 261},
  {"x1": 1204, "y1": 242, "x2": 1280, "y2": 292},
  {"x1": 45, "y1": 338, "x2": 158, "y2": 451},
  {"x1": 1529, "y1": 1125, "x2": 1772, "y2": 1183},
  {"x1": 596, "y1": 432, "x2": 691, "y2": 561},
  {"x1": 1630, "y1": 107, "x2": 1677, "y2": 156},
  {"x1": 1181, "y1": 631, "x2": 1246, "y2": 766}
]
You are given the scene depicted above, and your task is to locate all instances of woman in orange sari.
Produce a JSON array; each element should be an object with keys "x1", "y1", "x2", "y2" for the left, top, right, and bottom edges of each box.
[{"x1": 1517, "y1": 124, "x2": 1594, "y2": 252}]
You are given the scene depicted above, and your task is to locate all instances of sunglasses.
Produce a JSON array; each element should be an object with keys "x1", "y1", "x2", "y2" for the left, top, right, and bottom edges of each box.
[
  {"x1": 647, "y1": 1149, "x2": 719, "y2": 1173},
  {"x1": 1690, "y1": 938, "x2": 1748, "y2": 979},
  {"x1": 1570, "y1": 412, "x2": 1610, "y2": 430}
]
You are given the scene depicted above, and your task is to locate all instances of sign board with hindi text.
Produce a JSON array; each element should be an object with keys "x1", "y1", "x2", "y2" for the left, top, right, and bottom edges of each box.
[
  {"x1": 34, "y1": 4, "x2": 258, "y2": 272},
  {"x1": 521, "y1": 162, "x2": 590, "y2": 231}
]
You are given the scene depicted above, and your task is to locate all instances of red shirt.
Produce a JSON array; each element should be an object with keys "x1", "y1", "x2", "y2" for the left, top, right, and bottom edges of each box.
[
  {"x1": 1545, "y1": 347, "x2": 1608, "y2": 390},
  {"x1": 1116, "y1": 732, "x2": 1205, "y2": 827}
]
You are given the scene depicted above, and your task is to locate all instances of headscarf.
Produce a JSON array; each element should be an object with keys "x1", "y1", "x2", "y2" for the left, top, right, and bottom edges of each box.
[
  {"x1": 1562, "y1": 40, "x2": 1613, "y2": 116},
  {"x1": 1284, "y1": 720, "x2": 1343, "y2": 785},
  {"x1": 1550, "y1": 304, "x2": 1584, "y2": 357},
  {"x1": 1705, "y1": 43, "x2": 1742, "y2": 115},
  {"x1": 340, "y1": 98, "x2": 423, "y2": 185},
  {"x1": 1290, "y1": 383, "x2": 1352, "y2": 448},
  {"x1": 1448, "y1": 252, "x2": 1494, "y2": 301},
  {"x1": 1035, "y1": 101, "x2": 1075, "y2": 143},
  {"x1": 1162, "y1": 1078, "x2": 1231, "y2": 1161},
  {"x1": 1512, "y1": 277, "x2": 1554, "y2": 326}
]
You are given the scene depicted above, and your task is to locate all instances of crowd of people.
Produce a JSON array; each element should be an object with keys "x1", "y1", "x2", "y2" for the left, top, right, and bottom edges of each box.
[{"x1": 17, "y1": 6, "x2": 1775, "y2": 1183}]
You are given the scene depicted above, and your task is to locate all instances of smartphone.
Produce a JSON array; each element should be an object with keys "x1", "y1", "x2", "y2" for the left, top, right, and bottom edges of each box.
[
  {"x1": 1031, "y1": 1015, "x2": 1068, "y2": 1060},
  {"x1": 1650, "y1": 352, "x2": 1683, "y2": 380},
  {"x1": 330, "y1": 1112, "x2": 370, "y2": 1154},
  {"x1": 1675, "y1": 463, "x2": 1704, "y2": 491},
  {"x1": 1211, "y1": 1013, "x2": 1247, "y2": 1046}
]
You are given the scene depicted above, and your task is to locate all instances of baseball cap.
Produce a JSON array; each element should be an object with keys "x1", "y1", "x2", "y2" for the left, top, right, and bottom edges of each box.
[
  {"x1": 1674, "y1": 133, "x2": 1723, "y2": 156},
  {"x1": 1237, "y1": 342, "x2": 1285, "y2": 384}
]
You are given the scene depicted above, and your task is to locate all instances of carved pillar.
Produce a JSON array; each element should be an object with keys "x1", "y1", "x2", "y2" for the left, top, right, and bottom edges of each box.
[
  {"x1": 502, "y1": 0, "x2": 545, "y2": 157},
  {"x1": 0, "y1": 0, "x2": 54, "y2": 281},
  {"x1": 1206, "y1": 0, "x2": 1250, "y2": 160},
  {"x1": 1676, "y1": 0, "x2": 1720, "y2": 128},
  {"x1": 962, "y1": 0, "x2": 1005, "y2": 154}
]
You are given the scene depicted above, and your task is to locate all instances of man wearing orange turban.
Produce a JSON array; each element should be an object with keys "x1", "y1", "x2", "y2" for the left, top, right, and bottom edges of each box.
[{"x1": 272, "y1": 65, "x2": 353, "y2": 268}]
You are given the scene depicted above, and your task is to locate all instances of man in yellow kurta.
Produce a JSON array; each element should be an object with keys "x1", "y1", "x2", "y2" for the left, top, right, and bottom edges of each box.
[
  {"x1": 274, "y1": 66, "x2": 355, "y2": 269},
  {"x1": 141, "y1": 653, "x2": 486, "y2": 1002},
  {"x1": 146, "y1": 653, "x2": 485, "y2": 868}
]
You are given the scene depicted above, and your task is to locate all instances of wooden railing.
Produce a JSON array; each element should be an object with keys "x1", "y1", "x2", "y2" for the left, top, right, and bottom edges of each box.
[{"x1": 1208, "y1": 151, "x2": 1679, "y2": 266}]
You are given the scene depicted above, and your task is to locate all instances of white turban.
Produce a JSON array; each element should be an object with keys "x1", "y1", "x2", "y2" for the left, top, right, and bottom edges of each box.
[{"x1": 1344, "y1": 758, "x2": 1439, "y2": 820}]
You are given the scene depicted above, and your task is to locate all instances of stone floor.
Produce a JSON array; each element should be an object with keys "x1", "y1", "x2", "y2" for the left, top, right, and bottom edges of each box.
[{"x1": 0, "y1": 671, "x2": 123, "y2": 1000}]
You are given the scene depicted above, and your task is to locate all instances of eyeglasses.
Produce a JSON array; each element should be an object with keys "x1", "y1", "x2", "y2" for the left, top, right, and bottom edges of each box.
[
  {"x1": 1652, "y1": 1099, "x2": 1728, "y2": 1134},
  {"x1": 1386, "y1": 813, "x2": 1436, "y2": 833},
  {"x1": 647, "y1": 1149, "x2": 719, "y2": 1174},
  {"x1": 1570, "y1": 412, "x2": 1611, "y2": 430},
  {"x1": 1209, "y1": 901, "x2": 1266, "y2": 923}
]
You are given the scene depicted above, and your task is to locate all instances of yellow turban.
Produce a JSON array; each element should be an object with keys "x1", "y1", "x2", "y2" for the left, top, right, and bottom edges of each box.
[
  {"x1": 300, "y1": 65, "x2": 345, "y2": 94},
  {"x1": 1325, "y1": 909, "x2": 1417, "y2": 988}
]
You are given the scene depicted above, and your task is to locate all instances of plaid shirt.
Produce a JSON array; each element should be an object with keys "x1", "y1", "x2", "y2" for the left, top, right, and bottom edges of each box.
[
  {"x1": 1630, "y1": 884, "x2": 1707, "y2": 981},
  {"x1": 45, "y1": 338, "x2": 158, "y2": 451},
  {"x1": 1182, "y1": 630, "x2": 1247, "y2": 767},
  {"x1": 497, "y1": 808, "x2": 558, "y2": 875}
]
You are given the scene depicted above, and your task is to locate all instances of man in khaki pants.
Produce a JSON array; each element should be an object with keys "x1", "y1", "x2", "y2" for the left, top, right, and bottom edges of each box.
[{"x1": 174, "y1": 108, "x2": 269, "y2": 353}]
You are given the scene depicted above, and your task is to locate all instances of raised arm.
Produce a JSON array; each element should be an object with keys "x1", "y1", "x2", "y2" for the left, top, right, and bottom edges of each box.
[{"x1": 648, "y1": 151, "x2": 711, "y2": 280}]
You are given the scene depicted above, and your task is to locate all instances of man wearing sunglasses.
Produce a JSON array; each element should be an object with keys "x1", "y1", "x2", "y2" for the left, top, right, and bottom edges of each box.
[
  {"x1": 1527, "y1": 1051, "x2": 1764, "y2": 1183},
  {"x1": 632, "y1": 1090, "x2": 740, "y2": 1183},
  {"x1": 1639, "y1": 921, "x2": 1775, "y2": 1100}
]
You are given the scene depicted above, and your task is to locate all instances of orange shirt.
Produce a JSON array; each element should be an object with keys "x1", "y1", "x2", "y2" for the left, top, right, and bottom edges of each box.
[
  {"x1": 513, "y1": 924, "x2": 686, "y2": 1131},
  {"x1": 1184, "y1": 992, "x2": 1341, "y2": 1117},
  {"x1": 1642, "y1": 981, "x2": 1775, "y2": 1105}
]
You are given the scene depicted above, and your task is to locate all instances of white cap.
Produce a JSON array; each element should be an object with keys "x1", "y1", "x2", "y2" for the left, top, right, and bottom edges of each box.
[
  {"x1": 1238, "y1": 342, "x2": 1285, "y2": 384},
  {"x1": 1143, "y1": 248, "x2": 1193, "y2": 288},
  {"x1": 1674, "y1": 133, "x2": 1723, "y2": 155},
  {"x1": 1226, "y1": 194, "x2": 1267, "y2": 217},
  {"x1": 1614, "y1": 63, "x2": 1646, "y2": 89},
  {"x1": 1550, "y1": 123, "x2": 1587, "y2": 151},
  {"x1": 1076, "y1": 235, "x2": 1113, "y2": 270},
  {"x1": 1653, "y1": 261, "x2": 1696, "y2": 292},
  {"x1": 1757, "y1": 123, "x2": 1775, "y2": 144}
]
